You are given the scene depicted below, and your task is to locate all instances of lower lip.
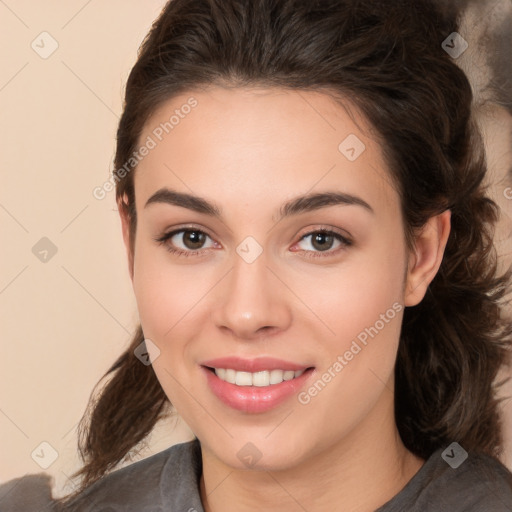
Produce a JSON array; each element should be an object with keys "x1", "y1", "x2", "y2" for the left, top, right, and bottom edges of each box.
[{"x1": 202, "y1": 366, "x2": 315, "y2": 413}]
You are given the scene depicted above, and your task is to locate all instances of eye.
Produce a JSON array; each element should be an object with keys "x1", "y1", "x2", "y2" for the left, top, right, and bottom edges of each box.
[
  {"x1": 154, "y1": 226, "x2": 352, "y2": 259},
  {"x1": 294, "y1": 229, "x2": 352, "y2": 257},
  {"x1": 154, "y1": 228, "x2": 216, "y2": 257}
]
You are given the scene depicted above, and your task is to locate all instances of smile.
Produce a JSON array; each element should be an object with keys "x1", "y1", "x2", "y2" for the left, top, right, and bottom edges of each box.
[{"x1": 201, "y1": 361, "x2": 315, "y2": 413}]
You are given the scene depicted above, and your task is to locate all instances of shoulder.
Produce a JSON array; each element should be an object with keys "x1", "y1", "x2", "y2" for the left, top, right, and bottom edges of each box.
[
  {"x1": 0, "y1": 473, "x2": 58, "y2": 511},
  {"x1": 432, "y1": 450, "x2": 512, "y2": 511},
  {"x1": 378, "y1": 446, "x2": 512, "y2": 512},
  {"x1": 63, "y1": 439, "x2": 202, "y2": 511},
  {"x1": 0, "y1": 440, "x2": 203, "y2": 512}
]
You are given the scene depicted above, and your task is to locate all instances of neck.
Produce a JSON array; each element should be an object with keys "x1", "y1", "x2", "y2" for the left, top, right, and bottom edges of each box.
[{"x1": 199, "y1": 390, "x2": 424, "y2": 512}]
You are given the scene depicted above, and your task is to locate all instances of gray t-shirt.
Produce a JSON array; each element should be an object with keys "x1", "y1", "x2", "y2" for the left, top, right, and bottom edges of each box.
[{"x1": 1, "y1": 439, "x2": 511, "y2": 511}]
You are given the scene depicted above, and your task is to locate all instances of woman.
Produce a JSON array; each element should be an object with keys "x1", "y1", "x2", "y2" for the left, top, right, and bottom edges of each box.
[{"x1": 2, "y1": 0, "x2": 512, "y2": 510}]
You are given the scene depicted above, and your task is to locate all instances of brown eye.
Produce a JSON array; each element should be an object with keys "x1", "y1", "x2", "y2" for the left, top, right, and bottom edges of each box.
[
  {"x1": 311, "y1": 232, "x2": 336, "y2": 251},
  {"x1": 180, "y1": 230, "x2": 207, "y2": 249},
  {"x1": 154, "y1": 228, "x2": 216, "y2": 257},
  {"x1": 296, "y1": 229, "x2": 352, "y2": 256}
]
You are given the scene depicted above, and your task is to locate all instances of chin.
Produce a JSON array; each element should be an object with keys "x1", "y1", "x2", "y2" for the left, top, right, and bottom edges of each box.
[{"x1": 204, "y1": 433, "x2": 311, "y2": 472}]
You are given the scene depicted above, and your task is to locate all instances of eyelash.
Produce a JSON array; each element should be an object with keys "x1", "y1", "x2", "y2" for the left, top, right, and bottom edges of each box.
[{"x1": 153, "y1": 226, "x2": 353, "y2": 259}]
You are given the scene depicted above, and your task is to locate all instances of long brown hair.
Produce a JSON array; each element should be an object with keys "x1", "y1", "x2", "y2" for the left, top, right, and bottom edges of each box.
[{"x1": 59, "y1": 0, "x2": 512, "y2": 503}]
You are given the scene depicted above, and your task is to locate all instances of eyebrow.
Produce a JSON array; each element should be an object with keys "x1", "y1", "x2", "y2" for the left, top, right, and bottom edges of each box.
[{"x1": 144, "y1": 187, "x2": 374, "y2": 220}]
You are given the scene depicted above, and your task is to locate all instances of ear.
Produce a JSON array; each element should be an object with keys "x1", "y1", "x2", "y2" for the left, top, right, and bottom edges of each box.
[
  {"x1": 118, "y1": 194, "x2": 134, "y2": 283},
  {"x1": 404, "y1": 209, "x2": 451, "y2": 307}
]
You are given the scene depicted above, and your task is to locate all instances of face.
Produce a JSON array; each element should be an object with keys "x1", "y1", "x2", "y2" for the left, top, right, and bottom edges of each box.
[{"x1": 120, "y1": 87, "x2": 445, "y2": 470}]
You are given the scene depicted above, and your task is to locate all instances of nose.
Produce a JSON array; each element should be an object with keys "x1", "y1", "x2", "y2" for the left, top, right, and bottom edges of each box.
[{"x1": 210, "y1": 250, "x2": 292, "y2": 340}]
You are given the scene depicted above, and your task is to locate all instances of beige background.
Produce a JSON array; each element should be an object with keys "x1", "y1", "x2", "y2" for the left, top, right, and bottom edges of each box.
[
  {"x1": 0, "y1": 0, "x2": 194, "y2": 498},
  {"x1": 0, "y1": 0, "x2": 510, "y2": 498}
]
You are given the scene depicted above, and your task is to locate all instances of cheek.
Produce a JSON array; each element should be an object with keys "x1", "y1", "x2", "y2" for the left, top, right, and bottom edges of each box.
[
  {"x1": 308, "y1": 230, "x2": 407, "y2": 406},
  {"x1": 131, "y1": 249, "x2": 205, "y2": 408},
  {"x1": 312, "y1": 232, "x2": 406, "y2": 346},
  {"x1": 131, "y1": 240, "x2": 207, "y2": 339},
  {"x1": 290, "y1": 247, "x2": 406, "y2": 449}
]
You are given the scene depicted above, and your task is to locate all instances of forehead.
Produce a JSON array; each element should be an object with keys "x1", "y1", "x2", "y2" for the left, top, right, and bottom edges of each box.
[{"x1": 134, "y1": 87, "x2": 399, "y2": 215}]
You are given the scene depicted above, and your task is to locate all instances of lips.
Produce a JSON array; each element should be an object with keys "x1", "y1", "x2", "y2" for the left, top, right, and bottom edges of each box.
[
  {"x1": 201, "y1": 356, "x2": 311, "y2": 373},
  {"x1": 201, "y1": 356, "x2": 315, "y2": 413}
]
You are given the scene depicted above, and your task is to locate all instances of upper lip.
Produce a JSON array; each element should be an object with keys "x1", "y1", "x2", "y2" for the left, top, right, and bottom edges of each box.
[{"x1": 201, "y1": 356, "x2": 313, "y2": 373}]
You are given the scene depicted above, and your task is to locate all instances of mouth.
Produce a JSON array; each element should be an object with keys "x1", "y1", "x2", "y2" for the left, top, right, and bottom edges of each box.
[{"x1": 200, "y1": 359, "x2": 316, "y2": 413}]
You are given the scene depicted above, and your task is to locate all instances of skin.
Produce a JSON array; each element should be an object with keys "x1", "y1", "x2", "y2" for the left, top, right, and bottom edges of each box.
[{"x1": 119, "y1": 87, "x2": 450, "y2": 512}]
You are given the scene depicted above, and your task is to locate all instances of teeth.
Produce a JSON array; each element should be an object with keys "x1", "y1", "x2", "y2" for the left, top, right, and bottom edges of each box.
[
  {"x1": 270, "y1": 369, "x2": 284, "y2": 385},
  {"x1": 252, "y1": 371, "x2": 269, "y2": 387},
  {"x1": 214, "y1": 368, "x2": 306, "y2": 386},
  {"x1": 235, "y1": 371, "x2": 253, "y2": 386}
]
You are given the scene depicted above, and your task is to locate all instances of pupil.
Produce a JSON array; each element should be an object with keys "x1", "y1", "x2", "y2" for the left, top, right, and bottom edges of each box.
[{"x1": 312, "y1": 232, "x2": 333, "y2": 251}]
